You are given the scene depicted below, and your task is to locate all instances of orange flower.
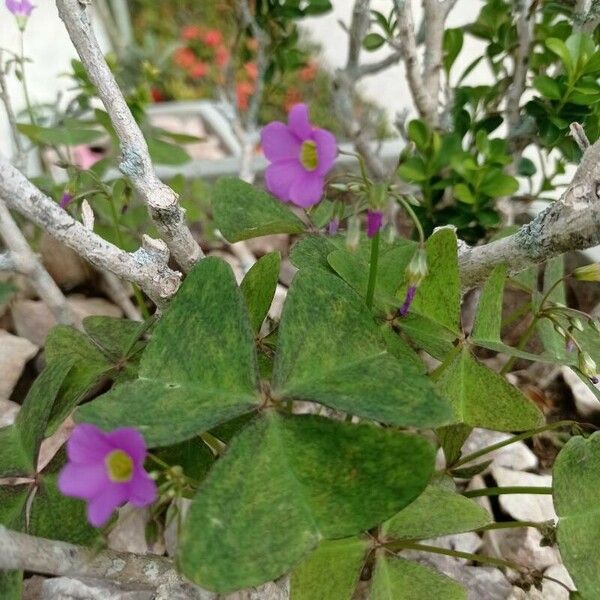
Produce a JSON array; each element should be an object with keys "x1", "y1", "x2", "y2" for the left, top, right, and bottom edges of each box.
[
  {"x1": 244, "y1": 62, "x2": 258, "y2": 80},
  {"x1": 215, "y1": 46, "x2": 230, "y2": 68},
  {"x1": 173, "y1": 47, "x2": 196, "y2": 69},
  {"x1": 181, "y1": 25, "x2": 202, "y2": 40},
  {"x1": 237, "y1": 81, "x2": 255, "y2": 110},
  {"x1": 283, "y1": 88, "x2": 302, "y2": 112},
  {"x1": 203, "y1": 29, "x2": 223, "y2": 47},
  {"x1": 300, "y1": 62, "x2": 317, "y2": 82},
  {"x1": 190, "y1": 61, "x2": 208, "y2": 79}
]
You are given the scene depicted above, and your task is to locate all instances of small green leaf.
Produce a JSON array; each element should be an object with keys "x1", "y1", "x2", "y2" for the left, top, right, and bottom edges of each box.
[
  {"x1": 536, "y1": 256, "x2": 567, "y2": 361},
  {"x1": 533, "y1": 75, "x2": 563, "y2": 100},
  {"x1": 147, "y1": 137, "x2": 191, "y2": 165},
  {"x1": 0, "y1": 485, "x2": 29, "y2": 529},
  {"x1": 17, "y1": 122, "x2": 103, "y2": 146},
  {"x1": 435, "y1": 348, "x2": 544, "y2": 431},
  {"x1": 240, "y1": 252, "x2": 281, "y2": 332},
  {"x1": 443, "y1": 29, "x2": 464, "y2": 73},
  {"x1": 382, "y1": 485, "x2": 491, "y2": 540},
  {"x1": 363, "y1": 32, "x2": 386, "y2": 51},
  {"x1": 371, "y1": 556, "x2": 466, "y2": 600},
  {"x1": 453, "y1": 183, "x2": 476, "y2": 204},
  {"x1": 471, "y1": 264, "x2": 507, "y2": 343},
  {"x1": 407, "y1": 120, "x2": 430, "y2": 152},
  {"x1": 554, "y1": 432, "x2": 600, "y2": 599},
  {"x1": 290, "y1": 537, "x2": 368, "y2": 600},
  {"x1": 273, "y1": 269, "x2": 452, "y2": 428},
  {"x1": 0, "y1": 571, "x2": 21, "y2": 600},
  {"x1": 77, "y1": 258, "x2": 261, "y2": 446},
  {"x1": 479, "y1": 170, "x2": 519, "y2": 198},
  {"x1": 178, "y1": 413, "x2": 435, "y2": 592},
  {"x1": 546, "y1": 38, "x2": 574, "y2": 74},
  {"x1": 213, "y1": 178, "x2": 306, "y2": 242},
  {"x1": 398, "y1": 157, "x2": 428, "y2": 182}
]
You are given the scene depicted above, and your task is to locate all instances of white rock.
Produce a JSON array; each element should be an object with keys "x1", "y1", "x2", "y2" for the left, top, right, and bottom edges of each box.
[
  {"x1": 491, "y1": 467, "x2": 556, "y2": 522},
  {"x1": 11, "y1": 297, "x2": 122, "y2": 346},
  {"x1": 164, "y1": 498, "x2": 191, "y2": 557},
  {"x1": 0, "y1": 329, "x2": 38, "y2": 398},
  {"x1": 483, "y1": 527, "x2": 560, "y2": 570},
  {"x1": 41, "y1": 577, "x2": 152, "y2": 600},
  {"x1": 108, "y1": 505, "x2": 164, "y2": 556},
  {"x1": 0, "y1": 398, "x2": 20, "y2": 426},
  {"x1": 456, "y1": 567, "x2": 513, "y2": 600},
  {"x1": 542, "y1": 564, "x2": 575, "y2": 599},
  {"x1": 561, "y1": 366, "x2": 598, "y2": 416}
]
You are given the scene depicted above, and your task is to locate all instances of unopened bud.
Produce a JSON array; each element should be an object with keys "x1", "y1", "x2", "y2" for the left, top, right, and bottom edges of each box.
[
  {"x1": 406, "y1": 248, "x2": 428, "y2": 287},
  {"x1": 346, "y1": 216, "x2": 361, "y2": 251},
  {"x1": 589, "y1": 319, "x2": 600, "y2": 334},
  {"x1": 571, "y1": 318, "x2": 584, "y2": 332},
  {"x1": 553, "y1": 324, "x2": 566, "y2": 338},
  {"x1": 579, "y1": 351, "x2": 597, "y2": 379},
  {"x1": 573, "y1": 264, "x2": 600, "y2": 282}
]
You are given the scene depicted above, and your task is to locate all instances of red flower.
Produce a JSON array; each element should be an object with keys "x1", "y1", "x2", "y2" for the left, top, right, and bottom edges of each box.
[
  {"x1": 237, "y1": 81, "x2": 255, "y2": 110},
  {"x1": 244, "y1": 62, "x2": 258, "y2": 80},
  {"x1": 190, "y1": 61, "x2": 208, "y2": 79},
  {"x1": 215, "y1": 46, "x2": 230, "y2": 68},
  {"x1": 181, "y1": 25, "x2": 202, "y2": 40},
  {"x1": 203, "y1": 29, "x2": 223, "y2": 47},
  {"x1": 151, "y1": 87, "x2": 165, "y2": 103},
  {"x1": 300, "y1": 63, "x2": 317, "y2": 82},
  {"x1": 174, "y1": 47, "x2": 196, "y2": 69}
]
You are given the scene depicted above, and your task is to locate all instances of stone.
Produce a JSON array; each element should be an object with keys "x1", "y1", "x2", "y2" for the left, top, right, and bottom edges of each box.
[
  {"x1": 483, "y1": 527, "x2": 560, "y2": 570},
  {"x1": 40, "y1": 234, "x2": 91, "y2": 291},
  {"x1": 0, "y1": 398, "x2": 20, "y2": 426},
  {"x1": 462, "y1": 429, "x2": 538, "y2": 472},
  {"x1": 561, "y1": 366, "x2": 598, "y2": 416},
  {"x1": 0, "y1": 329, "x2": 38, "y2": 398},
  {"x1": 11, "y1": 296, "x2": 122, "y2": 346}
]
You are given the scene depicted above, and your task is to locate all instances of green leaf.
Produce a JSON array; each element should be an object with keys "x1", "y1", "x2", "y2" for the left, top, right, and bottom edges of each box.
[
  {"x1": 0, "y1": 485, "x2": 29, "y2": 529},
  {"x1": 479, "y1": 170, "x2": 519, "y2": 198},
  {"x1": 407, "y1": 120, "x2": 430, "y2": 152},
  {"x1": 17, "y1": 122, "x2": 103, "y2": 146},
  {"x1": 408, "y1": 228, "x2": 461, "y2": 334},
  {"x1": 396, "y1": 313, "x2": 457, "y2": 360},
  {"x1": 536, "y1": 256, "x2": 567, "y2": 361},
  {"x1": 45, "y1": 327, "x2": 114, "y2": 434},
  {"x1": 471, "y1": 264, "x2": 507, "y2": 343},
  {"x1": 371, "y1": 556, "x2": 466, "y2": 600},
  {"x1": 0, "y1": 571, "x2": 21, "y2": 600},
  {"x1": 82, "y1": 316, "x2": 149, "y2": 363},
  {"x1": 363, "y1": 32, "x2": 386, "y2": 51},
  {"x1": 566, "y1": 33, "x2": 596, "y2": 71},
  {"x1": 0, "y1": 359, "x2": 73, "y2": 476},
  {"x1": 398, "y1": 157, "x2": 428, "y2": 182},
  {"x1": 517, "y1": 157, "x2": 536, "y2": 177},
  {"x1": 435, "y1": 348, "x2": 544, "y2": 431},
  {"x1": 453, "y1": 183, "x2": 476, "y2": 204},
  {"x1": 443, "y1": 29, "x2": 464, "y2": 73},
  {"x1": 212, "y1": 177, "x2": 306, "y2": 242},
  {"x1": 240, "y1": 252, "x2": 281, "y2": 332},
  {"x1": 382, "y1": 485, "x2": 491, "y2": 540},
  {"x1": 29, "y1": 473, "x2": 97, "y2": 545},
  {"x1": 77, "y1": 258, "x2": 261, "y2": 446},
  {"x1": 178, "y1": 413, "x2": 435, "y2": 592},
  {"x1": 546, "y1": 38, "x2": 574, "y2": 74},
  {"x1": 533, "y1": 75, "x2": 563, "y2": 100},
  {"x1": 554, "y1": 432, "x2": 600, "y2": 599},
  {"x1": 437, "y1": 424, "x2": 473, "y2": 466},
  {"x1": 273, "y1": 269, "x2": 452, "y2": 428},
  {"x1": 147, "y1": 137, "x2": 190, "y2": 165},
  {"x1": 290, "y1": 537, "x2": 368, "y2": 600},
  {"x1": 290, "y1": 235, "x2": 340, "y2": 275}
]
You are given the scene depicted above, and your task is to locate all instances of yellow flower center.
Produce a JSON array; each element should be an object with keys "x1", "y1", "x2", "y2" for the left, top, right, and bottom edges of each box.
[
  {"x1": 105, "y1": 449, "x2": 134, "y2": 483},
  {"x1": 299, "y1": 140, "x2": 318, "y2": 171}
]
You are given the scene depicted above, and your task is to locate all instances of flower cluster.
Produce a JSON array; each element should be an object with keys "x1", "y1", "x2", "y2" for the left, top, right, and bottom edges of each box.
[
  {"x1": 173, "y1": 26, "x2": 230, "y2": 82},
  {"x1": 58, "y1": 424, "x2": 156, "y2": 527}
]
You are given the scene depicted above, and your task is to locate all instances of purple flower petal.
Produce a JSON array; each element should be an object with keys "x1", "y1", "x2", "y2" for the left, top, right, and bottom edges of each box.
[
  {"x1": 289, "y1": 171, "x2": 325, "y2": 208},
  {"x1": 5, "y1": 0, "x2": 33, "y2": 17},
  {"x1": 367, "y1": 210, "x2": 384, "y2": 238},
  {"x1": 127, "y1": 470, "x2": 157, "y2": 506},
  {"x1": 106, "y1": 427, "x2": 147, "y2": 464},
  {"x1": 312, "y1": 128, "x2": 337, "y2": 175},
  {"x1": 60, "y1": 192, "x2": 73, "y2": 209},
  {"x1": 398, "y1": 285, "x2": 417, "y2": 317},
  {"x1": 67, "y1": 424, "x2": 112, "y2": 464},
  {"x1": 288, "y1": 103, "x2": 312, "y2": 139},
  {"x1": 265, "y1": 160, "x2": 305, "y2": 202},
  {"x1": 58, "y1": 463, "x2": 109, "y2": 500},
  {"x1": 328, "y1": 217, "x2": 340, "y2": 235},
  {"x1": 261, "y1": 121, "x2": 302, "y2": 160},
  {"x1": 87, "y1": 484, "x2": 128, "y2": 527}
]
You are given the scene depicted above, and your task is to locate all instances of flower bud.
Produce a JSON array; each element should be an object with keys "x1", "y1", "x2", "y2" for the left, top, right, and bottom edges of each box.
[
  {"x1": 570, "y1": 318, "x2": 584, "y2": 332},
  {"x1": 553, "y1": 324, "x2": 566, "y2": 338},
  {"x1": 573, "y1": 264, "x2": 600, "y2": 282},
  {"x1": 406, "y1": 248, "x2": 428, "y2": 287},
  {"x1": 346, "y1": 215, "x2": 361, "y2": 251},
  {"x1": 589, "y1": 319, "x2": 600, "y2": 335},
  {"x1": 579, "y1": 351, "x2": 597, "y2": 379}
]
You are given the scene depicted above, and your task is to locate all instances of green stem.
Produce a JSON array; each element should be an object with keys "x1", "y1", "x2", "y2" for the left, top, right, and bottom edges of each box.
[
  {"x1": 464, "y1": 486, "x2": 553, "y2": 499},
  {"x1": 396, "y1": 195, "x2": 425, "y2": 243},
  {"x1": 366, "y1": 231, "x2": 380, "y2": 310},
  {"x1": 500, "y1": 315, "x2": 539, "y2": 375},
  {"x1": 476, "y1": 520, "x2": 543, "y2": 532},
  {"x1": 453, "y1": 420, "x2": 576, "y2": 468},
  {"x1": 388, "y1": 541, "x2": 521, "y2": 571}
]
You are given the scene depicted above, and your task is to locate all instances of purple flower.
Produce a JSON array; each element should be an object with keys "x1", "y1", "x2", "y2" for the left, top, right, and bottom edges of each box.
[
  {"x1": 261, "y1": 103, "x2": 337, "y2": 208},
  {"x1": 592, "y1": 376, "x2": 599, "y2": 385},
  {"x1": 367, "y1": 210, "x2": 384, "y2": 238},
  {"x1": 328, "y1": 217, "x2": 340, "y2": 235},
  {"x1": 60, "y1": 192, "x2": 73, "y2": 209},
  {"x1": 398, "y1": 285, "x2": 417, "y2": 317},
  {"x1": 58, "y1": 424, "x2": 157, "y2": 527},
  {"x1": 5, "y1": 0, "x2": 34, "y2": 24}
]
